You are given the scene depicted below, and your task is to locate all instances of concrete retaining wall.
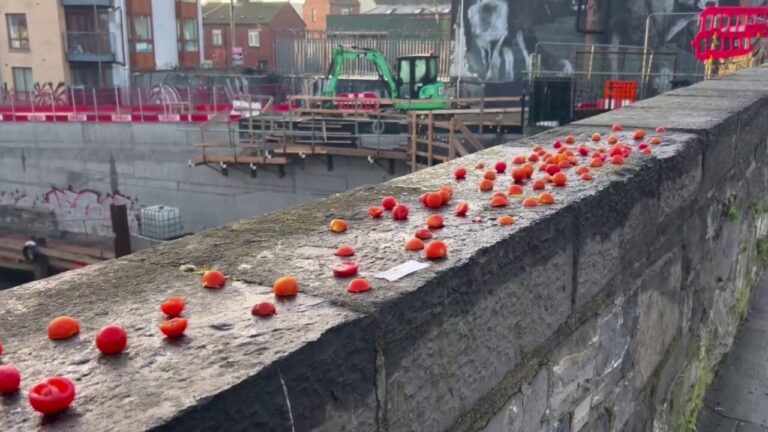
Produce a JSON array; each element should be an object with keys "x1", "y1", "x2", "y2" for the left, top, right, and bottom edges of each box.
[
  {"x1": 0, "y1": 122, "x2": 407, "y2": 234},
  {"x1": 0, "y1": 205, "x2": 58, "y2": 237},
  {"x1": 1, "y1": 67, "x2": 768, "y2": 432}
]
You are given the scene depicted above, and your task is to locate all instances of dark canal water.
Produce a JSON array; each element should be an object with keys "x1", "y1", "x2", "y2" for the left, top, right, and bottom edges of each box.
[{"x1": 0, "y1": 269, "x2": 33, "y2": 290}]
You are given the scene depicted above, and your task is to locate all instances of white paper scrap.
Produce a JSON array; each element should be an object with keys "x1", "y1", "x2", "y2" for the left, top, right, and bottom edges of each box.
[{"x1": 375, "y1": 260, "x2": 429, "y2": 282}]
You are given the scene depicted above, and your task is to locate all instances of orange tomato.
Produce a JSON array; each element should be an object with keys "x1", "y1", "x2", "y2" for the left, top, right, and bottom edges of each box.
[
  {"x1": 405, "y1": 237, "x2": 425, "y2": 251},
  {"x1": 273, "y1": 276, "x2": 299, "y2": 297},
  {"x1": 47, "y1": 316, "x2": 80, "y2": 341}
]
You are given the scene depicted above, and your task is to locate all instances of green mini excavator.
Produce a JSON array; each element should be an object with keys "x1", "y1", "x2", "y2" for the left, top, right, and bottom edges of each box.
[{"x1": 322, "y1": 44, "x2": 448, "y2": 111}]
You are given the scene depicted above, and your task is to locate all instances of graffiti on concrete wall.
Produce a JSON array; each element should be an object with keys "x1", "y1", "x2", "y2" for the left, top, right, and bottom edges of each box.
[
  {"x1": 0, "y1": 187, "x2": 139, "y2": 236},
  {"x1": 451, "y1": 0, "x2": 735, "y2": 84}
]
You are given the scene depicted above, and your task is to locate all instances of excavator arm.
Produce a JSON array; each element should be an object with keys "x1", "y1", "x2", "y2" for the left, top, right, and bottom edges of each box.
[{"x1": 323, "y1": 45, "x2": 399, "y2": 99}]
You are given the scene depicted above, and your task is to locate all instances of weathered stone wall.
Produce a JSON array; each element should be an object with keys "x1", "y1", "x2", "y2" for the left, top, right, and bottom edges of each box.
[{"x1": 1, "y1": 67, "x2": 768, "y2": 432}]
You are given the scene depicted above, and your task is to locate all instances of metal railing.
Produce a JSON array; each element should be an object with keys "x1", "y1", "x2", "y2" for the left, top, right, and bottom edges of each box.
[{"x1": 0, "y1": 83, "x2": 289, "y2": 123}]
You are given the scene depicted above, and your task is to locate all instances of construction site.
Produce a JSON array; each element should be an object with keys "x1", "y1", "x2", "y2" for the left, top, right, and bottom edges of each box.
[{"x1": 0, "y1": 2, "x2": 758, "y2": 281}]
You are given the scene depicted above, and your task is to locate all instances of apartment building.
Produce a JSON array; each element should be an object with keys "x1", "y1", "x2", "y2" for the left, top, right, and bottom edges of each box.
[
  {"x1": 202, "y1": 2, "x2": 305, "y2": 71},
  {"x1": 0, "y1": 0, "x2": 204, "y2": 90}
]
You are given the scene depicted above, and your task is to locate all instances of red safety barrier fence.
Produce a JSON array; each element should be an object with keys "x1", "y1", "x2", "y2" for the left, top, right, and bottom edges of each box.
[
  {"x1": 692, "y1": 6, "x2": 768, "y2": 61},
  {"x1": 0, "y1": 83, "x2": 290, "y2": 123}
]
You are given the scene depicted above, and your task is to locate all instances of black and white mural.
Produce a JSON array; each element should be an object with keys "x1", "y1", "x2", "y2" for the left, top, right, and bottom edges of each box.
[{"x1": 451, "y1": 0, "x2": 765, "y2": 85}]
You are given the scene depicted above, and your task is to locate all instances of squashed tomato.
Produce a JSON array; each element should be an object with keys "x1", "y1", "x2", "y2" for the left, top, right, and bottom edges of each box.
[
  {"x1": 455, "y1": 201, "x2": 469, "y2": 217},
  {"x1": 335, "y1": 245, "x2": 355, "y2": 257},
  {"x1": 252, "y1": 302, "x2": 276, "y2": 317},
  {"x1": 159, "y1": 318, "x2": 188, "y2": 339},
  {"x1": 201, "y1": 270, "x2": 226, "y2": 289},
  {"x1": 28, "y1": 376, "x2": 76, "y2": 415},
  {"x1": 0, "y1": 364, "x2": 21, "y2": 394},
  {"x1": 161, "y1": 297, "x2": 185, "y2": 318},
  {"x1": 332, "y1": 261, "x2": 359, "y2": 278},
  {"x1": 47, "y1": 316, "x2": 80, "y2": 341},
  {"x1": 348, "y1": 278, "x2": 372, "y2": 294}
]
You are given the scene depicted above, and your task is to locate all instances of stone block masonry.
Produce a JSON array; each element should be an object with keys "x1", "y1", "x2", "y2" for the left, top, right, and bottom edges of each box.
[{"x1": 2, "y1": 66, "x2": 768, "y2": 431}]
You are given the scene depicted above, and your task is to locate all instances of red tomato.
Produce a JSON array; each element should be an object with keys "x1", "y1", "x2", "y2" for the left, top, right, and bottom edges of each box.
[
  {"x1": 252, "y1": 302, "x2": 276, "y2": 317},
  {"x1": 415, "y1": 228, "x2": 433, "y2": 240},
  {"x1": 426, "y1": 214, "x2": 444, "y2": 229},
  {"x1": 455, "y1": 201, "x2": 469, "y2": 217},
  {"x1": 511, "y1": 167, "x2": 526, "y2": 183},
  {"x1": 368, "y1": 206, "x2": 384, "y2": 219},
  {"x1": 201, "y1": 270, "x2": 226, "y2": 289},
  {"x1": 425, "y1": 192, "x2": 444, "y2": 209},
  {"x1": 392, "y1": 204, "x2": 409, "y2": 220},
  {"x1": 161, "y1": 297, "x2": 185, "y2": 318},
  {"x1": 425, "y1": 240, "x2": 447, "y2": 260},
  {"x1": 332, "y1": 261, "x2": 359, "y2": 277},
  {"x1": 348, "y1": 278, "x2": 371, "y2": 294},
  {"x1": 553, "y1": 140, "x2": 562, "y2": 149},
  {"x1": 334, "y1": 245, "x2": 355, "y2": 257},
  {"x1": 381, "y1": 196, "x2": 397, "y2": 210},
  {"x1": 611, "y1": 123, "x2": 623, "y2": 132},
  {"x1": 28, "y1": 376, "x2": 75, "y2": 415},
  {"x1": 159, "y1": 318, "x2": 188, "y2": 339},
  {"x1": 545, "y1": 165, "x2": 561, "y2": 176},
  {"x1": 495, "y1": 161, "x2": 507, "y2": 173},
  {"x1": 454, "y1": 167, "x2": 467, "y2": 180},
  {"x1": 0, "y1": 364, "x2": 20, "y2": 394},
  {"x1": 95, "y1": 325, "x2": 127, "y2": 355}
]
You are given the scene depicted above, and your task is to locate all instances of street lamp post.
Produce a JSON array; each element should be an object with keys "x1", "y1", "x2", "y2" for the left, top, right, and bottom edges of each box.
[{"x1": 230, "y1": 0, "x2": 236, "y2": 66}]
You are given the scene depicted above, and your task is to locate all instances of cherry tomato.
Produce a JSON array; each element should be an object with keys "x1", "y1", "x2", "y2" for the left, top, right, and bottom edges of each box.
[
  {"x1": 159, "y1": 318, "x2": 188, "y2": 339},
  {"x1": 201, "y1": 270, "x2": 226, "y2": 289},
  {"x1": 28, "y1": 376, "x2": 75, "y2": 415},
  {"x1": 334, "y1": 245, "x2": 355, "y2": 257},
  {"x1": 47, "y1": 316, "x2": 80, "y2": 340},
  {"x1": 426, "y1": 214, "x2": 444, "y2": 229},
  {"x1": 425, "y1": 192, "x2": 444, "y2": 209},
  {"x1": 425, "y1": 240, "x2": 447, "y2": 260},
  {"x1": 392, "y1": 204, "x2": 409, "y2": 220},
  {"x1": 161, "y1": 297, "x2": 185, "y2": 318},
  {"x1": 252, "y1": 302, "x2": 276, "y2": 317},
  {"x1": 348, "y1": 278, "x2": 371, "y2": 294},
  {"x1": 455, "y1": 201, "x2": 469, "y2": 217},
  {"x1": 415, "y1": 228, "x2": 433, "y2": 240},
  {"x1": 454, "y1": 167, "x2": 467, "y2": 180},
  {"x1": 381, "y1": 196, "x2": 397, "y2": 210},
  {"x1": 0, "y1": 364, "x2": 20, "y2": 394},
  {"x1": 274, "y1": 276, "x2": 299, "y2": 297},
  {"x1": 495, "y1": 161, "x2": 507, "y2": 173},
  {"x1": 368, "y1": 206, "x2": 384, "y2": 219},
  {"x1": 95, "y1": 325, "x2": 128, "y2": 355},
  {"x1": 332, "y1": 261, "x2": 359, "y2": 278}
]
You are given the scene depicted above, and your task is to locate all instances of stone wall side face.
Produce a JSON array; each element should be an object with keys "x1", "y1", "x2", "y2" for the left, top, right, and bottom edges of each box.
[
  {"x1": 2, "y1": 67, "x2": 768, "y2": 431},
  {"x1": 466, "y1": 71, "x2": 768, "y2": 432}
]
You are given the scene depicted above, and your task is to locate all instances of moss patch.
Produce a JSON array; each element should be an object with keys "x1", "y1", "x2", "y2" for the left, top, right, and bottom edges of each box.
[{"x1": 757, "y1": 238, "x2": 768, "y2": 269}]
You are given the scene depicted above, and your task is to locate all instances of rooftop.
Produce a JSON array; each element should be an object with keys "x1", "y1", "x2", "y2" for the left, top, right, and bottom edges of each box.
[{"x1": 203, "y1": 2, "x2": 296, "y2": 25}]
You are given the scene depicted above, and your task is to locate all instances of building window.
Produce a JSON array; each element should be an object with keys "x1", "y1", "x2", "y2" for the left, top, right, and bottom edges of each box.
[
  {"x1": 12, "y1": 67, "x2": 33, "y2": 100},
  {"x1": 183, "y1": 18, "x2": 199, "y2": 52},
  {"x1": 312, "y1": 8, "x2": 317, "y2": 22},
  {"x1": 212, "y1": 28, "x2": 223, "y2": 47},
  {"x1": 341, "y1": 8, "x2": 351, "y2": 15},
  {"x1": 248, "y1": 30, "x2": 260, "y2": 47},
  {"x1": 6, "y1": 14, "x2": 29, "y2": 50},
  {"x1": 132, "y1": 15, "x2": 153, "y2": 53}
]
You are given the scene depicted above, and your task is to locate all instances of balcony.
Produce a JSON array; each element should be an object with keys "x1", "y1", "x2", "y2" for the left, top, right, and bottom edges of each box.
[
  {"x1": 65, "y1": 32, "x2": 117, "y2": 62},
  {"x1": 61, "y1": 0, "x2": 112, "y2": 6}
]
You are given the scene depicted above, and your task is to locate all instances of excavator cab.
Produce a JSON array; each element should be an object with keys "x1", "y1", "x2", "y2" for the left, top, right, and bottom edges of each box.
[{"x1": 396, "y1": 54, "x2": 442, "y2": 100}]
